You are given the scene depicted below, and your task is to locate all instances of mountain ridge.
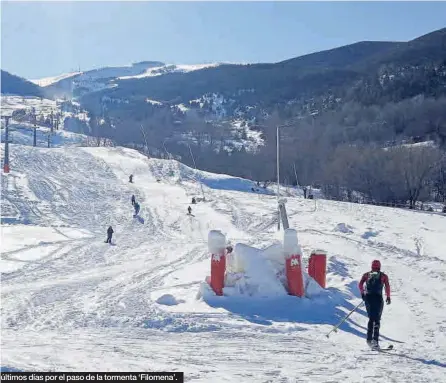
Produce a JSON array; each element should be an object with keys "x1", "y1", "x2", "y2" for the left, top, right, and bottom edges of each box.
[
  {"x1": 1, "y1": 70, "x2": 44, "y2": 98},
  {"x1": 4, "y1": 27, "x2": 445, "y2": 102},
  {"x1": 2, "y1": 27, "x2": 445, "y2": 195}
]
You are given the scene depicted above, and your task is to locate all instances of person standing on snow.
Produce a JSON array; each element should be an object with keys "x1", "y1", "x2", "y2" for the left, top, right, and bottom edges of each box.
[
  {"x1": 358, "y1": 260, "x2": 391, "y2": 349},
  {"x1": 187, "y1": 206, "x2": 192, "y2": 215},
  {"x1": 129, "y1": 174, "x2": 133, "y2": 183},
  {"x1": 131, "y1": 195, "x2": 136, "y2": 206},
  {"x1": 105, "y1": 226, "x2": 114, "y2": 244}
]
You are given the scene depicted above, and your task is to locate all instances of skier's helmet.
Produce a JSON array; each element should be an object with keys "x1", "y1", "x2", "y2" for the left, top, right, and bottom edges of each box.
[{"x1": 371, "y1": 260, "x2": 381, "y2": 271}]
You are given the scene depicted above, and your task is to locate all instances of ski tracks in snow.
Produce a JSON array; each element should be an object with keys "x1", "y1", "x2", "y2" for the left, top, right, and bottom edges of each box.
[{"x1": 1, "y1": 146, "x2": 445, "y2": 381}]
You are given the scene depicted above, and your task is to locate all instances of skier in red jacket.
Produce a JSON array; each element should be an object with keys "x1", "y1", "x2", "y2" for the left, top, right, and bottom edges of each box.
[{"x1": 358, "y1": 260, "x2": 391, "y2": 349}]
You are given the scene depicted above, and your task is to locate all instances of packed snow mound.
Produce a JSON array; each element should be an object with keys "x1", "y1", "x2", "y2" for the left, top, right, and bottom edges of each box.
[
  {"x1": 156, "y1": 294, "x2": 183, "y2": 306},
  {"x1": 224, "y1": 243, "x2": 287, "y2": 297},
  {"x1": 303, "y1": 273, "x2": 325, "y2": 297},
  {"x1": 218, "y1": 238, "x2": 323, "y2": 300}
]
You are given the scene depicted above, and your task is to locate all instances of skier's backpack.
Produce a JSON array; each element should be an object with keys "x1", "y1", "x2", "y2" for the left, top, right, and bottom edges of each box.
[{"x1": 366, "y1": 271, "x2": 383, "y2": 295}]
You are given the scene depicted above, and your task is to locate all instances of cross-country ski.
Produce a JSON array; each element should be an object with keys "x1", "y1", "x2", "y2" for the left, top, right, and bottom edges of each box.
[{"x1": 376, "y1": 345, "x2": 394, "y2": 351}]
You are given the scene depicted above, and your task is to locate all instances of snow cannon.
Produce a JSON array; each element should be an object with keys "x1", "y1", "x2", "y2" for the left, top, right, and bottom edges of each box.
[
  {"x1": 208, "y1": 230, "x2": 226, "y2": 296},
  {"x1": 283, "y1": 229, "x2": 305, "y2": 297},
  {"x1": 308, "y1": 250, "x2": 327, "y2": 289}
]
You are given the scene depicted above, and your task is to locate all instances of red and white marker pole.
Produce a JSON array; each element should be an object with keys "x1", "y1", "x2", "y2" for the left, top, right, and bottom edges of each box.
[
  {"x1": 208, "y1": 230, "x2": 226, "y2": 296},
  {"x1": 284, "y1": 229, "x2": 304, "y2": 297}
]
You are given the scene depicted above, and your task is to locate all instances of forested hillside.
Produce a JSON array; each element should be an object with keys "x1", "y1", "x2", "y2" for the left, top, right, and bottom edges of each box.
[
  {"x1": 1, "y1": 70, "x2": 44, "y2": 97},
  {"x1": 29, "y1": 28, "x2": 446, "y2": 206}
]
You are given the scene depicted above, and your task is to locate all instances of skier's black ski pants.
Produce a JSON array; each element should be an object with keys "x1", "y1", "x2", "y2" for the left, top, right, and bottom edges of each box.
[
  {"x1": 106, "y1": 235, "x2": 112, "y2": 243},
  {"x1": 365, "y1": 294, "x2": 384, "y2": 341}
]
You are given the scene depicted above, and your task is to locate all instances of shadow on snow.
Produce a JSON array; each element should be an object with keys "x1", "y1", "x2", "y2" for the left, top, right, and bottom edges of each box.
[
  {"x1": 1, "y1": 367, "x2": 22, "y2": 372},
  {"x1": 204, "y1": 283, "x2": 404, "y2": 344},
  {"x1": 374, "y1": 350, "x2": 446, "y2": 368},
  {"x1": 204, "y1": 287, "x2": 367, "y2": 337}
]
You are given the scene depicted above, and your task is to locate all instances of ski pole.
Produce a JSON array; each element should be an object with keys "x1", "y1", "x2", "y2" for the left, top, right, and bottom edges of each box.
[{"x1": 326, "y1": 301, "x2": 364, "y2": 338}]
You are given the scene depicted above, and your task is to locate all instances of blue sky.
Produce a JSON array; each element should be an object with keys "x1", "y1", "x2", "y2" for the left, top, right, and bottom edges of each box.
[{"x1": 2, "y1": 1, "x2": 446, "y2": 80}]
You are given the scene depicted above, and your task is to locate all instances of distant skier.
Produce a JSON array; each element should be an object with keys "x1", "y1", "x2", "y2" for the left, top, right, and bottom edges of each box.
[
  {"x1": 187, "y1": 206, "x2": 192, "y2": 215},
  {"x1": 134, "y1": 202, "x2": 140, "y2": 217},
  {"x1": 358, "y1": 260, "x2": 391, "y2": 349},
  {"x1": 105, "y1": 226, "x2": 114, "y2": 244},
  {"x1": 129, "y1": 174, "x2": 133, "y2": 183},
  {"x1": 131, "y1": 195, "x2": 136, "y2": 206},
  {"x1": 191, "y1": 197, "x2": 196, "y2": 204}
]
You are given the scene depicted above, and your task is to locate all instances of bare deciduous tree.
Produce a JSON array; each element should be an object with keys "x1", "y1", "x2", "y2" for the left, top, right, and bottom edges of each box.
[{"x1": 391, "y1": 146, "x2": 444, "y2": 208}]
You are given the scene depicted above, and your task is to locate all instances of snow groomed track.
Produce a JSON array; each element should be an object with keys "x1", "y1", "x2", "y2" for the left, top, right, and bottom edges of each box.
[{"x1": 1, "y1": 145, "x2": 445, "y2": 382}]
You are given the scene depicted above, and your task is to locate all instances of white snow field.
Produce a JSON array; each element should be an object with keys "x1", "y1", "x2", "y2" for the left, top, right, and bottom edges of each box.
[
  {"x1": 1, "y1": 95, "x2": 91, "y2": 148},
  {"x1": 1, "y1": 122, "x2": 87, "y2": 148},
  {"x1": 30, "y1": 72, "x2": 82, "y2": 87},
  {"x1": 1, "y1": 144, "x2": 446, "y2": 382},
  {"x1": 117, "y1": 63, "x2": 222, "y2": 80},
  {"x1": 1, "y1": 96, "x2": 58, "y2": 117}
]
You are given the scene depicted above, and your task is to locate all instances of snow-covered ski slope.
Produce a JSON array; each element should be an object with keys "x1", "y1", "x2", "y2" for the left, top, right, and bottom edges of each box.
[
  {"x1": 1, "y1": 122, "x2": 87, "y2": 148},
  {"x1": 1, "y1": 96, "x2": 91, "y2": 147},
  {"x1": 1, "y1": 145, "x2": 445, "y2": 382}
]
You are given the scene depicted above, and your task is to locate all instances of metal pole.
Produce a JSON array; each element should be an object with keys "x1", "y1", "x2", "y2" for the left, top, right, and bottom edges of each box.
[
  {"x1": 188, "y1": 143, "x2": 205, "y2": 201},
  {"x1": 326, "y1": 301, "x2": 364, "y2": 338},
  {"x1": 50, "y1": 111, "x2": 54, "y2": 133},
  {"x1": 276, "y1": 126, "x2": 280, "y2": 199},
  {"x1": 276, "y1": 121, "x2": 301, "y2": 229},
  {"x1": 162, "y1": 139, "x2": 170, "y2": 159},
  {"x1": 33, "y1": 124, "x2": 37, "y2": 147},
  {"x1": 3, "y1": 116, "x2": 11, "y2": 173},
  {"x1": 188, "y1": 143, "x2": 197, "y2": 169},
  {"x1": 140, "y1": 124, "x2": 150, "y2": 157},
  {"x1": 293, "y1": 162, "x2": 299, "y2": 188},
  {"x1": 277, "y1": 127, "x2": 281, "y2": 230},
  {"x1": 276, "y1": 126, "x2": 281, "y2": 230}
]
